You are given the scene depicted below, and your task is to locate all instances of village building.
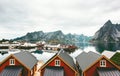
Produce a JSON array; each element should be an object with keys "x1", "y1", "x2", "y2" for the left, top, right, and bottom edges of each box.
[
  {"x1": 76, "y1": 51, "x2": 120, "y2": 76},
  {"x1": 40, "y1": 49, "x2": 78, "y2": 76},
  {"x1": 0, "y1": 51, "x2": 38, "y2": 76},
  {"x1": 44, "y1": 44, "x2": 61, "y2": 51}
]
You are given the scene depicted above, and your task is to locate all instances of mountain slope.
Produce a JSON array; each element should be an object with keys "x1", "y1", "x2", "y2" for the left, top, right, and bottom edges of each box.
[
  {"x1": 92, "y1": 20, "x2": 120, "y2": 42},
  {"x1": 13, "y1": 30, "x2": 91, "y2": 44}
]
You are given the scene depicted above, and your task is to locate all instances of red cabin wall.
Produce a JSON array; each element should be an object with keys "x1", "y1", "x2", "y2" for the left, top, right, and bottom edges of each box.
[
  {"x1": 0, "y1": 56, "x2": 21, "y2": 72},
  {"x1": 84, "y1": 58, "x2": 117, "y2": 76},
  {"x1": 41, "y1": 57, "x2": 76, "y2": 76},
  {"x1": 0, "y1": 56, "x2": 30, "y2": 76}
]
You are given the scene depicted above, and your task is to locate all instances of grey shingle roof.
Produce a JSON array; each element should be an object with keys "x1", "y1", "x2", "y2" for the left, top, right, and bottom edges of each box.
[
  {"x1": 0, "y1": 66, "x2": 23, "y2": 76},
  {"x1": 76, "y1": 51, "x2": 101, "y2": 71},
  {"x1": 58, "y1": 49, "x2": 77, "y2": 70},
  {"x1": 14, "y1": 51, "x2": 38, "y2": 70}
]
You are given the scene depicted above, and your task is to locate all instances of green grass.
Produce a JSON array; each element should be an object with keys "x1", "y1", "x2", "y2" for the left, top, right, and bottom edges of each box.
[{"x1": 110, "y1": 52, "x2": 120, "y2": 66}]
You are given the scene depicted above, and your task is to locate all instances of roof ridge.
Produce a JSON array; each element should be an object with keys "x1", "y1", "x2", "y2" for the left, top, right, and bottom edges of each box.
[
  {"x1": 14, "y1": 51, "x2": 37, "y2": 59},
  {"x1": 57, "y1": 49, "x2": 64, "y2": 55},
  {"x1": 58, "y1": 49, "x2": 72, "y2": 58},
  {"x1": 13, "y1": 51, "x2": 27, "y2": 55},
  {"x1": 87, "y1": 51, "x2": 101, "y2": 56},
  {"x1": 76, "y1": 51, "x2": 87, "y2": 59},
  {"x1": 27, "y1": 51, "x2": 38, "y2": 60},
  {"x1": 13, "y1": 51, "x2": 38, "y2": 70}
]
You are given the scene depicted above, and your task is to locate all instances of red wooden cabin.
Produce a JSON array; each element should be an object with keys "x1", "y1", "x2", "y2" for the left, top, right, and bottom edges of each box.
[
  {"x1": 0, "y1": 51, "x2": 38, "y2": 76},
  {"x1": 76, "y1": 51, "x2": 120, "y2": 76},
  {"x1": 40, "y1": 50, "x2": 78, "y2": 76}
]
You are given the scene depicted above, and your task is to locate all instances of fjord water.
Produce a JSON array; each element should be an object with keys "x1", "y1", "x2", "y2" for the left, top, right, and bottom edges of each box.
[
  {"x1": 76, "y1": 42, "x2": 120, "y2": 53},
  {"x1": 0, "y1": 42, "x2": 119, "y2": 62}
]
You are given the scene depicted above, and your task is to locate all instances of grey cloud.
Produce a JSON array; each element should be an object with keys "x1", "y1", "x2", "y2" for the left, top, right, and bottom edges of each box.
[
  {"x1": 0, "y1": 0, "x2": 30, "y2": 23},
  {"x1": 0, "y1": 0, "x2": 120, "y2": 39}
]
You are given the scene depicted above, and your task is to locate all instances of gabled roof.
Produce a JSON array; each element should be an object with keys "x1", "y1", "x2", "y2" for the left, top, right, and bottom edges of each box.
[
  {"x1": 58, "y1": 49, "x2": 77, "y2": 70},
  {"x1": 0, "y1": 54, "x2": 10, "y2": 62},
  {"x1": 0, "y1": 51, "x2": 38, "y2": 70},
  {"x1": 102, "y1": 50, "x2": 115, "y2": 58},
  {"x1": 110, "y1": 52, "x2": 120, "y2": 66},
  {"x1": 14, "y1": 51, "x2": 38, "y2": 70},
  {"x1": 76, "y1": 51, "x2": 101, "y2": 71},
  {"x1": 40, "y1": 49, "x2": 77, "y2": 72},
  {"x1": 76, "y1": 51, "x2": 120, "y2": 73}
]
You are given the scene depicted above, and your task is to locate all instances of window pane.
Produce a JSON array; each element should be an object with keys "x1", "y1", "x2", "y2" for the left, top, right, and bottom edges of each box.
[
  {"x1": 9, "y1": 59, "x2": 15, "y2": 65},
  {"x1": 55, "y1": 60, "x2": 60, "y2": 66},
  {"x1": 100, "y1": 60, "x2": 106, "y2": 67}
]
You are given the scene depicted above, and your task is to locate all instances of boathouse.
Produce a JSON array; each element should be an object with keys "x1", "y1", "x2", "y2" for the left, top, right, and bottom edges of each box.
[
  {"x1": 40, "y1": 49, "x2": 78, "y2": 76},
  {"x1": 76, "y1": 51, "x2": 120, "y2": 76},
  {"x1": 0, "y1": 51, "x2": 38, "y2": 76}
]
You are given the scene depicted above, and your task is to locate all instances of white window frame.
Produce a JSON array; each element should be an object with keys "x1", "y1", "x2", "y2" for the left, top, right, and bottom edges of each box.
[
  {"x1": 9, "y1": 59, "x2": 15, "y2": 65},
  {"x1": 100, "y1": 60, "x2": 106, "y2": 67},
  {"x1": 55, "y1": 60, "x2": 60, "y2": 66}
]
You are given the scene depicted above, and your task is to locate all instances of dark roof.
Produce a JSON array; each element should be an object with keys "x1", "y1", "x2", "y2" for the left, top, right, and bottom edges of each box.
[
  {"x1": 0, "y1": 66, "x2": 23, "y2": 76},
  {"x1": 43, "y1": 66, "x2": 64, "y2": 76},
  {"x1": 110, "y1": 52, "x2": 120, "y2": 66},
  {"x1": 76, "y1": 51, "x2": 101, "y2": 71},
  {"x1": 14, "y1": 51, "x2": 38, "y2": 70},
  {"x1": 58, "y1": 49, "x2": 77, "y2": 70},
  {"x1": 97, "y1": 67, "x2": 120, "y2": 76}
]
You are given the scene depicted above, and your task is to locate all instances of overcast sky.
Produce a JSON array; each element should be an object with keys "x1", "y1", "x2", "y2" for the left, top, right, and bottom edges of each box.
[{"x1": 0, "y1": 0, "x2": 120, "y2": 39}]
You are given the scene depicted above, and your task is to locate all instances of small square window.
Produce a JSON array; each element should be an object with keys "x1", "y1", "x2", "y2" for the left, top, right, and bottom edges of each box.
[
  {"x1": 100, "y1": 60, "x2": 106, "y2": 67},
  {"x1": 55, "y1": 60, "x2": 60, "y2": 66},
  {"x1": 9, "y1": 59, "x2": 15, "y2": 65}
]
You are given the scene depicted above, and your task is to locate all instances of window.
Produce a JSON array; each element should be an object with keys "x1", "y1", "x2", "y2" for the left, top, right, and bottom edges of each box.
[
  {"x1": 100, "y1": 60, "x2": 106, "y2": 67},
  {"x1": 55, "y1": 60, "x2": 60, "y2": 66},
  {"x1": 9, "y1": 59, "x2": 15, "y2": 65}
]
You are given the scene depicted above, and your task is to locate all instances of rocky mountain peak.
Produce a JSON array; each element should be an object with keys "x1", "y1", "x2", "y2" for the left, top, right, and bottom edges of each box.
[
  {"x1": 54, "y1": 30, "x2": 63, "y2": 34},
  {"x1": 105, "y1": 20, "x2": 112, "y2": 25},
  {"x1": 92, "y1": 20, "x2": 120, "y2": 42},
  {"x1": 103, "y1": 20, "x2": 113, "y2": 29}
]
